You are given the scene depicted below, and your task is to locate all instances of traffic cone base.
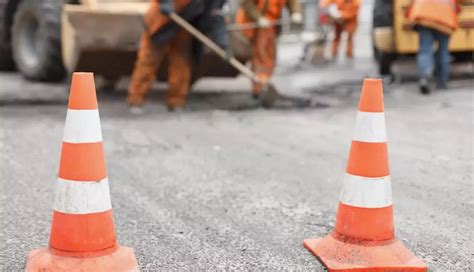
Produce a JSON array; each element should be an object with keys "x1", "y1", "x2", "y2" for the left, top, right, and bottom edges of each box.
[
  {"x1": 304, "y1": 235, "x2": 427, "y2": 272},
  {"x1": 25, "y1": 245, "x2": 139, "y2": 272}
]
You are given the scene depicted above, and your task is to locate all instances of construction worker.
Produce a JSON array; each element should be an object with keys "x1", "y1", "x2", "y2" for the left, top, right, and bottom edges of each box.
[
  {"x1": 127, "y1": 0, "x2": 201, "y2": 111},
  {"x1": 320, "y1": 0, "x2": 360, "y2": 59},
  {"x1": 407, "y1": 0, "x2": 460, "y2": 94},
  {"x1": 236, "y1": 0, "x2": 303, "y2": 97}
]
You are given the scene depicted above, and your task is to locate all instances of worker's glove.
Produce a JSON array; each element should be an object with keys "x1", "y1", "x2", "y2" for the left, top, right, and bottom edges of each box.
[
  {"x1": 291, "y1": 13, "x2": 303, "y2": 24},
  {"x1": 257, "y1": 17, "x2": 271, "y2": 28},
  {"x1": 328, "y1": 4, "x2": 342, "y2": 22},
  {"x1": 160, "y1": 1, "x2": 173, "y2": 15}
]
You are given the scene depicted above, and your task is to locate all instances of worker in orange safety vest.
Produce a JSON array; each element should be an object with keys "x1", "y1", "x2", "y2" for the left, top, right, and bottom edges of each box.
[
  {"x1": 320, "y1": 0, "x2": 360, "y2": 59},
  {"x1": 407, "y1": 0, "x2": 460, "y2": 94},
  {"x1": 236, "y1": 0, "x2": 303, "y2": 98}
]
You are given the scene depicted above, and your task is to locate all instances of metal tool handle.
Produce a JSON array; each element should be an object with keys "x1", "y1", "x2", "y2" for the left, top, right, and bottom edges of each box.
[
  {"x1": 168, "y1": 12, "x2": 261, "y2": 83},
  {"x1": 226, "y1": 20, "x2": 288, "y2": 31}
]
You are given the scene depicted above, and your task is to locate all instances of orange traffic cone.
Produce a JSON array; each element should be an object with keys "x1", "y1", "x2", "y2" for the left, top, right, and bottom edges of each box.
[
  {"x1": 25, "y1": 73, "x2": 139, "y2": 271},
  {"x1": 304, "y1": 79, "x2": 427, "y2": 271}
]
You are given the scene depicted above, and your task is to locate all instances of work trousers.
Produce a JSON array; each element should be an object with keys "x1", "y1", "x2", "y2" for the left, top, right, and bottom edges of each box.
[
  {"x1": 251, "y1": 27, "x2": 277, "y2": 94},
  {"x1": 127, "y1": 30, "x2": 192, "y2": 107},
  {"x1": 332, "y1": 18, "x2": 357, "y2": 58},
  {"x1": 417, "y1": 26, "x2": 451, "y2": 84}
]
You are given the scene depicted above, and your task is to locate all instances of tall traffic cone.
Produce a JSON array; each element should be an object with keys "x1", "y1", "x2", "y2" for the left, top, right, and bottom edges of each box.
[
  {"x1": 304, "y1": 79, "x2": 427, "y2": 271},
  {"x1": 25, "y1": 73, "x2": 139, "y2": 271}
]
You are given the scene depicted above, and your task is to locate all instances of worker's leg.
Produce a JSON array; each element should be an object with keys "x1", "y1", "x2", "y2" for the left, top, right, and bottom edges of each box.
[
  {"x1": 434, "y1": 30, "x2": 451, "y2": 89},
  {"x1": 417, "y1": 26, "x2": 434, "y2": 80},
  {"x1": 417, "y1": 26, "x2": 434, "y2": 94},
  {"x1": 127, "y1": 33, "x2": 165, "y2": 106},
  {"x1": 346, "y1": 31, "x2": 354, "y2": 59},
  {"x1": 251, "y1": 27, "x2": 277, "y2": 95},
  {"x1": 345, "y1": 19, "x2": 357, "y2": 59},
  {"x1": 166, "y1": 29, "x2": 192, "y2": 109},
  {"x1": 332, "y1": 23, "x2": 343, "y2": 58}
]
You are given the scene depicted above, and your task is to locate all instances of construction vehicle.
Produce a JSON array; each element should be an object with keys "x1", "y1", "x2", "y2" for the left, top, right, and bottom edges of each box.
[
  {"x1": 372, "y1": 0, "x2": 474, "y2": 76},
  {"x1": 0, "y1": 0, "x2": 250, "y2": 85}
]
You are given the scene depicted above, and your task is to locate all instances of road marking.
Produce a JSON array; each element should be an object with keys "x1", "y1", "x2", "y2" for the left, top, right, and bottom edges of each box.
[
  {"x1": 340, "y1": 173, "x2": 392, "y2": 208},
  {"x1": 63, "y1": 109, "x2": 102, "y2": 143},
  {"x1": 54, "y1": 178, "x2": 112, "y2": 214},
  {"x1": 353, "y1": 111, "x2": 386, "y2": 143}
]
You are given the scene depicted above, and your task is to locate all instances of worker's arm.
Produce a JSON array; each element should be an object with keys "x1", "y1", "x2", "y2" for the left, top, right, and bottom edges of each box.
[{"x1": 239, "y1": 0, "x2": 261, "y2": 21}]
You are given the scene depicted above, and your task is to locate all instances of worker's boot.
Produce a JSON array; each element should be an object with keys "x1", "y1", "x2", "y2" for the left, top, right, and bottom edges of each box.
[
  {"x1": 436, "y1": 80, "x2": 448, "y2": 90},
  {"x1": 419, "y1": 77, "x2": 431, "y2": 95},
  {"x1": 127, "y1": 94, "x2": 145, "y2": 106},
  {"x1": 346, "y1": 50, "x2": 353, "y2": 59},
  {"x1": 252, "y1": 82, "x2": 263, "y2": 100},
  {"x1": 166, "y1": 95, "x2": 187, "y2": 113},
  {"x1": 127, "y1": 95, "x2": 146, "y2": 114},
  {"x1": 167, "y1": 104, "x2": 185, "y2": 112}
]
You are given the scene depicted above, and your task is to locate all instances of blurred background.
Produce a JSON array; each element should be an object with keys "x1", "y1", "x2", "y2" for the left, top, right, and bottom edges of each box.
[{"x1": 0, "y1": 0, "x2": 471, "y2": 103}]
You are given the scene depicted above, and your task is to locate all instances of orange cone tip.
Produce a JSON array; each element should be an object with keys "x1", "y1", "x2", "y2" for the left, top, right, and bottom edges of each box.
[{"x1": 68, "y1": 72, "x2": 98, "y2": 110}]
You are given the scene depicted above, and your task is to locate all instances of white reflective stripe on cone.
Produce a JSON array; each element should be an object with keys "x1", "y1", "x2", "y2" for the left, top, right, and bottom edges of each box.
[
  {"x1": 353, "y1": 111, "x2": 387, "y2": 143},
  {"x1": 63, "y1": 109, "x2": 102, "y2": 143},
  {"x1": 340, "y1": 173, "x2": 392, "y2": 208},
  {"x1": 54, "y1": 178, "x2": 112, "y2": 214}
]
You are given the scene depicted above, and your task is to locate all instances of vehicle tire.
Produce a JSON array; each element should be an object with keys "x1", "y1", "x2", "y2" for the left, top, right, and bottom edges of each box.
[
  {"x1": 11, "y1": 0, "x2": 65, "y2": 81},
  {"x1": 0, "y1": 31, "x2": 15, "y2": 70},
  {"x1": 0, "y1": 2, "x2": 15, "y2": 70}
]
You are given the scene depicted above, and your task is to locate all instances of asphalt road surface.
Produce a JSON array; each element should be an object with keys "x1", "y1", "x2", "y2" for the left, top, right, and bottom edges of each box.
[{"x1": 1, "y1": 52, "x2": 473, "y2": 271}]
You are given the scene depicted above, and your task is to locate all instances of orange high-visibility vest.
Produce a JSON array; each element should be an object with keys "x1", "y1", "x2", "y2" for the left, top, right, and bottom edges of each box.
[
  {"x1": 408, "y1": 0, "x2": 459, "y2": 34},
  {"x1": 261, "y1": 0, "x2": 287, "y2": 20}
]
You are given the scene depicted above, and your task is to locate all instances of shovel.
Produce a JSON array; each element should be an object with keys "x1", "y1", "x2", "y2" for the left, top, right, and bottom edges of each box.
[{"x1": 168, "y1": 12, "x2": 310, "y2": 108}]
